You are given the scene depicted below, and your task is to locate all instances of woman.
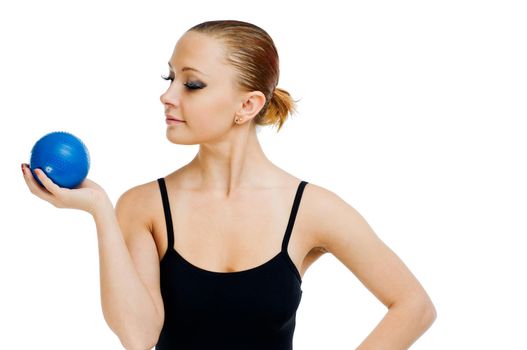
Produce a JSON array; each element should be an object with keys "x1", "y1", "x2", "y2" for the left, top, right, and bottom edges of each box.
[{"x1": 21, "y1": 20, "x2": 436, "y2": 350}]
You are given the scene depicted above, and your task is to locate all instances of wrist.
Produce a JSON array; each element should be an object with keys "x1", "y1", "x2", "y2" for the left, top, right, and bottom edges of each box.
[{"x1": 91, "y1": 195, "x2": 114, "y2": 219}]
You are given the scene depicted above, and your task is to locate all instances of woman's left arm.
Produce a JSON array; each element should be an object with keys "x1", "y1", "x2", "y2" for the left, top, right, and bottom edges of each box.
[{"x1": 308, "y1": 185, "x2": 437, "y2": 349}]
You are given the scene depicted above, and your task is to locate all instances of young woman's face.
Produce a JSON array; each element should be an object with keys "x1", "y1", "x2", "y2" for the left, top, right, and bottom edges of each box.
[{"x1": 160, "y1": 31, "x2": 244, "y2": 145}]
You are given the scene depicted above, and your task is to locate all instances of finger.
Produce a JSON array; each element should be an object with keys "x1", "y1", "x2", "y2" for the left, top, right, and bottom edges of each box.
[
  {"x1": 33, "y1": 167, "x2": 64, "y2": 195},
  {"x1": 22, "y1": 164, "x2": 56, "y2": 201}
]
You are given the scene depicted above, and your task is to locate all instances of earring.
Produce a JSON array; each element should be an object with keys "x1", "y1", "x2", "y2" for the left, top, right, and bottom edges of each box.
[{"x1": 235, "y1": 116, "x2": 243, "y2": 124}]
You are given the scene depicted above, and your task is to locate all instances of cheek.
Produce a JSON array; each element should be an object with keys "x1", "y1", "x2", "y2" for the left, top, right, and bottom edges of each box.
[{"x1": 190, "y1": 90, "x2": 235, "y2": 128}]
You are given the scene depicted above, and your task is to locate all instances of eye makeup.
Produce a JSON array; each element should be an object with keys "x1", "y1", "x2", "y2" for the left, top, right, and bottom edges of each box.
[{"x1": 161, "y1": 74, "x2": 207, "y2": 90}]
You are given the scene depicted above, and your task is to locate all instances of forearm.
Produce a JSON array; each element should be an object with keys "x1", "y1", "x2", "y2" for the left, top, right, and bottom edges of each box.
[
  {"x1": 356, "y1": 298, "x2": 436, "y2": 350},
  {"x1": 93, "y1": 199, "x2": 161, "y2": 349}
]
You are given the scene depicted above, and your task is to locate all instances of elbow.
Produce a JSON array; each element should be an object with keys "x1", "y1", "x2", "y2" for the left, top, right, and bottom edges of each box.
[
  {"x1": 418, "y1": 290, "x2": 437, "y2": 323},
  {"x1": 413, "y1": 296, "x2": 437, "y2": 329},
  {"x1": 119, "y1": 324, "x2": 162, "y2": 350},
  {"x1": 120, "y1": 335, "x2": 159, "y2": 350},
  {"x1": 392, "y1": 293, "x2": 437, "y2": 329},
  {"x1": 423, "y1": 300, "x2": 437, "y2": 326},
  {"x1": 102, "y1": 308, "x2": 163, "y2": 349},
  {"x1": 119, "y1": 336, "x2": 145, "y2": 350}
]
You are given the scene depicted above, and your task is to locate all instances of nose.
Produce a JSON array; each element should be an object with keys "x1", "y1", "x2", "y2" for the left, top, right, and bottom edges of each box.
[
  {"x1": 160, "y1": 84, "x2": 179, "y2": 107},
  {"x1": 160, "y1": 90, "x2": 173, "y2": 106}
]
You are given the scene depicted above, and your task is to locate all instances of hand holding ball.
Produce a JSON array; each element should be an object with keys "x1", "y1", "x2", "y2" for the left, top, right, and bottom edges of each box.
[{"x1": 29, "y1": 131, "x2": 90, "y2": 189}]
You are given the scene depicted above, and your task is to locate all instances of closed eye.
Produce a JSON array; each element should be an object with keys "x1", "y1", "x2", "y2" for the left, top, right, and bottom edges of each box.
[{"x1": 161, "y1": 74, "x2": 206, "y2": 90}]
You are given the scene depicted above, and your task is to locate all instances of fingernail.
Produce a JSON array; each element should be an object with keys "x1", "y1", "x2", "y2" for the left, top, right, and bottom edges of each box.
[{"x1": 21, "y1": 163, "x2": 25, "y2": 174}]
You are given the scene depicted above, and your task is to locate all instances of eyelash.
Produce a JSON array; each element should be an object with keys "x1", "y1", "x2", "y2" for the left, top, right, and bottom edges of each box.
[{"x1": 161, "y1": 74, "x2": 205, "y2": 90}]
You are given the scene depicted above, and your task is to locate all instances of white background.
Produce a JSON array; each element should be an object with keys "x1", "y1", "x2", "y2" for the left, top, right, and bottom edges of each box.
[{"x1": 1, "y1": 0, "x2": 526, "y2": 349}]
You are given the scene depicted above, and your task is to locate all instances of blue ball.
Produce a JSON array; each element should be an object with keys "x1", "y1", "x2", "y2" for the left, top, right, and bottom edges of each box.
[{"x1": 29, "y1": 131, "x2": 90, "y2": 189}]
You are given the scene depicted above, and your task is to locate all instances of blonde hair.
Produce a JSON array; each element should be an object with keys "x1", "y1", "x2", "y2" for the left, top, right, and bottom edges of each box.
[{"x1": 187, "y1": 20, "x2": 299, "y2": 132}]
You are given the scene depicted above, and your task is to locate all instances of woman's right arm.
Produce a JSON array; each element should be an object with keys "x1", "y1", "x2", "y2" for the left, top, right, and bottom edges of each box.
[
  {"x1": 22, "y1": 165, "x2": 164, "y2": 349},
  {"x1": 94, "y1": 188, "x2": 164, "y2": 350}
]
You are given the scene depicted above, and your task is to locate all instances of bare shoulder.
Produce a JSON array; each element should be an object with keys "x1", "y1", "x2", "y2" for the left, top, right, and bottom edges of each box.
[
  {"x1": 302, "y1": 182, "x2": 383, "y2": 258},
  {"x1": 301, "y1": 181, "x2": 386, "y2": 261},
  {"x1": 117, "y1": 180, "x2": 158, "y2": 203},
  {"x1": 115, "y1": 179, "x2": 163, "y2": 231},
  {"x1": 300, "y1": 182, "x2": 351, "y2": 252}
]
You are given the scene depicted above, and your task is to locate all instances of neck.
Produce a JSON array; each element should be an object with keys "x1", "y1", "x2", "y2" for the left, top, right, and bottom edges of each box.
[{"x1": 186, "y1": 122, "x2": 274, "y2": 198}]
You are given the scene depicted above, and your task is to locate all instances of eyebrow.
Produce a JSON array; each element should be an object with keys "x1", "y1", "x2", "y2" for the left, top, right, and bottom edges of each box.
[{"x1": 168, "y1": 62, "x2": 208, "y2": 76}]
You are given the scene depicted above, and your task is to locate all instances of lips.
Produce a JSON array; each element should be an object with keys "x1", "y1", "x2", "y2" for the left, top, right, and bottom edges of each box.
[{"x1": 165, "y1": 115, "x2": 185, "y2": 122}]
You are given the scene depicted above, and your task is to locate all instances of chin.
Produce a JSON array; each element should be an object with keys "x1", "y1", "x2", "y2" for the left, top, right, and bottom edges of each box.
[
  {"x1": 166, "y1": 138, "x2": 198, "y2": 146},
  {"x1": 166, "y1": 131, "x2": 198, "y2": 146}
]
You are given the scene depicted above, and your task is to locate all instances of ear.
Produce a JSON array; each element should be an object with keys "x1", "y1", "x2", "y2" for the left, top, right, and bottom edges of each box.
[{"x1": 236, "y1": 91, "x2": 266, "y2": 121}]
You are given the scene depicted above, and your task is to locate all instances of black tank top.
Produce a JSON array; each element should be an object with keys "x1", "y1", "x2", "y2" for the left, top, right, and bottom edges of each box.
[{"x1": 155, "y1": 178, "x2": 307, "y2": 350}]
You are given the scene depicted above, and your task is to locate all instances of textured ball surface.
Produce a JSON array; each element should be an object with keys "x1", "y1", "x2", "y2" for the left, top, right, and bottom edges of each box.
[{"x1": 29, "y1": 131, "x2": 90, "y2": 189}]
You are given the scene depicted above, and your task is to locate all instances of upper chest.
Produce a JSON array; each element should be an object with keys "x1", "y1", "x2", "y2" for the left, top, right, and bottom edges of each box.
[{"x1": 149, "y1": 179, "x2": 321, "y2": 277}]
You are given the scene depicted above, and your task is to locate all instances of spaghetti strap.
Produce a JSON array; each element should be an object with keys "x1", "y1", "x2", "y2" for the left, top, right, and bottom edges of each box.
[
  {"x1": 281, "y1": 180, "x2": 308, "y2": 254},
  {"x1": 157, "y1": 178, "x2": 174, "y2": 253}
]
